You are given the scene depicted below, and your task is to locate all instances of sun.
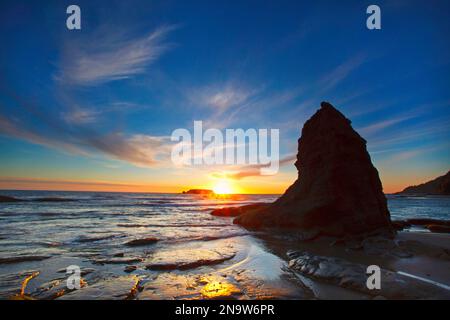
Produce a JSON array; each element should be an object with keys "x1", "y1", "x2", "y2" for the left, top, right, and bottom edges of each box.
[{"x1": 212, "y1": 179, "x2": 234, "y2": 195}]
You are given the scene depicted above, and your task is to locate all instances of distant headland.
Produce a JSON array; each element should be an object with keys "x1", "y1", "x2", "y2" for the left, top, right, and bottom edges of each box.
[{"x1": 397, "y1": 171, "x2": 450, "y2": 195}]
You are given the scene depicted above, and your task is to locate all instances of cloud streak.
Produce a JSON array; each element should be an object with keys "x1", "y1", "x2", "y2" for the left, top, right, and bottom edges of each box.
[
  {"x1": 211, "y1": 154, "x2": 297, "y2": 180},
  {"x1": 318, "y1": 54, "x2": 367, "y2": 93},
  {"x1": 57, "y1": 25, "x2": 175, "y2": 86},
  {"x1": 0, "y1": 113, "x2": 173, "y2": 168}
]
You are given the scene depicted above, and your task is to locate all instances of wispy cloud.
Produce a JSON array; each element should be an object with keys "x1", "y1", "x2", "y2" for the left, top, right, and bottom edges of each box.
[
  {"x1": 368, "y1": 117, "x2": 450, "y2": 152},
  {"x1": 0, "y1": 114, "x2": 173, "y2": 168},
  {"x1": 358, "y1": 114, "x2": 417, "y2": 137},
  {"x1": 188, "y1": 81, "x2": 307, "y2": 130},
  {"x1": 210, "y1": 154, "x2": 297, "y2": 180},
  {"x1": 62, "y1": 108, "x2": 100, "y2": 124},
  {"x1": 0, "y1": 176, "x2": 173, "y2": 192},
  {"x1": 0, "y1": 115, "x2": 86, "y2": 155},
  {"x1": 377, "y1": 143, "x2": 449, "y2": 166},
  {"x1": 318, "y1": 54, "x2": 367, "y2": 93},
  {"x1": 56, "y1": 25, "x2": 176, "y2": 86},
  {"x1": 190, "y1": 83, "x2": 258, "y2": 112}
]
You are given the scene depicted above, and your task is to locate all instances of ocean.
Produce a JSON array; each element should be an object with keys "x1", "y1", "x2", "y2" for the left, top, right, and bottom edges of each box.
[{"x1": 0, "y1": 190, "x2": 449, "y2": 299}]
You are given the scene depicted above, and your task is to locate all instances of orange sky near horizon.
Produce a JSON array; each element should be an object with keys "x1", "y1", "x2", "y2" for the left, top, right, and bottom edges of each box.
[{"x1": 0, "y1": 169, "x2": 443, "y2": 195}]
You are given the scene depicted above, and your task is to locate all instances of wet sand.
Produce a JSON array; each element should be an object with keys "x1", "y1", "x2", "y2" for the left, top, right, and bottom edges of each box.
[
  {"x1": 260, "y1": 230, "x2": 450, "y2": 299},
  {"x1": 1, "y1": 235, "x2": 309, "y2": 300}
]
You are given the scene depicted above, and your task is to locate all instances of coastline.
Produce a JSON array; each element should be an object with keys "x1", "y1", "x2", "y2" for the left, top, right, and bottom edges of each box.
[
  {"x1": 0, "y1": 191, "x2": 449, "y2": 300},
  {"x1": 2, "y1": 228, "x2": 449, "y2": 300}
]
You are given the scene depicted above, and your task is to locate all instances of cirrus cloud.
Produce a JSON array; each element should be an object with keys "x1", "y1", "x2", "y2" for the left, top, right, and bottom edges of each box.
[{"x1": 56, "y1": 25, "x2": 176, "y2": 86}]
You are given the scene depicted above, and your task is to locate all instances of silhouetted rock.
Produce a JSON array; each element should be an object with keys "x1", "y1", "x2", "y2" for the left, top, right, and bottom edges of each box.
[
  {"x1": 427, "y1": 225, "x2": 450, "y2": 233},
  {"x1": 406, "y1": 218, "x2": 450, "y2": 226},
  {"x1": 0, "y1": 195, "x2": 76, "y2": 203},
  {"x1": 211, "y1": 204, "x2": 269, "y2": 217},
  {"x1": 391, "y1": 218, "x2": 450, "y2": 233},
  {"x1": 391, "y1": 220, "x2": 411, "y2": 231},
  {"x1": 0, "y1": 195, "x2": 22, "y2": 202},
  {"x1": 397, "y1": 171, "x2": 450, "y2": 195},
  {"x1": 32, "y1": 197, "x2": 76, "y2": 202},
  {"x1": 234, "y1": 102, "x2": 394, "y2": 237},
  {"x1": 182, "y1": 189, "x2": 214, "y2": 195}
]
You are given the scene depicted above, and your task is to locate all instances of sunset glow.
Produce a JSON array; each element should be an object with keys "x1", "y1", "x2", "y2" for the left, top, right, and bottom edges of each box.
[{"x1": 212, "y1": 179, "x2": 235, "y2": 195}]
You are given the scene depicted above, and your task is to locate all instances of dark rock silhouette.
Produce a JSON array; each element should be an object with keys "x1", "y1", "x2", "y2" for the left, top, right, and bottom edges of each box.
[
  {"x1": 397, "y1": 171, "x2": 450, "y2": 195},
  {"x1": 211, "y1": 204, "x2": 269, "y2": 217},
  {"x1": 0, "y1": 195, "x2": 21, "y2": 202},
  {"x1": 233, "y1": 102, "x2": 394, "y2": 237},
  {"x1": 125, "y1": 237, "x2": 158, "y2": 246},
  {"x1": 182, "y1": 189, "x2": 214, "y2": 195},
  {"x1": 0, "y1": 195, "x2": 76, "y2": 203},
  {"x1": 391, "y1": 218, "x2": 450, "y2": 233}
]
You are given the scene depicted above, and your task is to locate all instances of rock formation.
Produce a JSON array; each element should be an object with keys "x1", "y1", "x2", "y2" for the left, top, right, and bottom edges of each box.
[
  {"x1": 234, "y1": 102, "x2": 394, "y2": 237},
  {"x1": 397, "y1": 171, "x2": 450, "y2": 195}
]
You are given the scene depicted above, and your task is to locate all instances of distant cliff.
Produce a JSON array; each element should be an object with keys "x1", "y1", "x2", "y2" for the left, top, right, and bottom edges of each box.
[{"x1": 398, "y1": 171, "x2": 450, "y2": 195}]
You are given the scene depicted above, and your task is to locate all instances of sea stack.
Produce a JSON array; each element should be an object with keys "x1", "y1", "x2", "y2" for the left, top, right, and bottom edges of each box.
[{"x1": 235, "y1": 102, "x2": 394, "y2": 237}]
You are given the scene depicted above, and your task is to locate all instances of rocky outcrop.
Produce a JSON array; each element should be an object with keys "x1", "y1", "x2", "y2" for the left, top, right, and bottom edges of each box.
[
  {"x1": 0, "y1": 195, "x2": 76, "y2": 203},
  {"x1": 145, "y1": 248, "x2": 236, "y2": 271},
  {"x1": 125, "y1": 237, "x2": 158, "y2": 246},
  {"x1": 397, "y1": 171, "x2": 450, "y2": 195},
  {"x1": 287, "y1": 251, "x2": 450, "y2": 299},
  {"x1": 211, "y1": 204, "x2": 269, "y2": 217},
  {"x1": 0, "y1": 195, "x2": 21, "y2": 202},
  {"x1": 233, "y1": 102, "x2": 394, "y2": 237},
  {"x1": 392, "y1": 218, "x2": 450, "y2": 233}
]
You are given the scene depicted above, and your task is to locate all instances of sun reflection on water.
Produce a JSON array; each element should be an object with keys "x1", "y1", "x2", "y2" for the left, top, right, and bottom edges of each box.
[{"x1": 200, "y1": 279, "x2": 241, "y2": 299}]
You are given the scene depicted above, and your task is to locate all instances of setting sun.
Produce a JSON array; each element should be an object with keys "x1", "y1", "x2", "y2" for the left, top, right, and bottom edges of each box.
[{"x1": 212, "y1": 179, "x2": 234, "y2": 195}]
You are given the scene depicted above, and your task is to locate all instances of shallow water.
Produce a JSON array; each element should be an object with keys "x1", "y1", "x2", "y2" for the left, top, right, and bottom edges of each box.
[{"x1": 0, "y1": 191, "x2": 448, "y2": 299}]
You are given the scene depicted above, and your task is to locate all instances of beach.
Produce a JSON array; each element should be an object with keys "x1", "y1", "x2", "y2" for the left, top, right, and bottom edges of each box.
[{"x1": 0, "y1": 191, "x2": 449, "y2": 300}]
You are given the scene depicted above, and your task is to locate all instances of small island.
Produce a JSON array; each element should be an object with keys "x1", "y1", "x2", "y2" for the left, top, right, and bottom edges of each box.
[{"x1": 182, "y1": 189, "x2": 215, "y2": 195}]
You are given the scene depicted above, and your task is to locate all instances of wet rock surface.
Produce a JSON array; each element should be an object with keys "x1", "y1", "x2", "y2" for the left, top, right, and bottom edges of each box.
[
  {"x1": 145, "y1": 248, "x2": 236, "y2": 270},
  {"x1": 0, "y1": 255, "x2": 51, "y2": 265},
  {"x1": 57, "y1": 275, "x2": 141, "y2": 300},
  {"x1": 287, "y1": 251, "x2": 450, "y2": 299},
  {"x1": 211, "y1": 204, "x2": 269, "y2": 217},
  {"x1": 233, "y1": 102, "x2": 394, "y2": 237},
  {"x1": 92, "y1": 256, "x2": 144, "y2": 265},
  {"x1": 125, "y1": 237, "x2": 158, "y2": 246},
  {"x1": 427, "y1": 225, "x2": 450, "y2": 233},
  {"x1": 392, "y1": 218, "x2": 450, "y2": 233},
  {"x1": 138, "y1": 274, "x2": 244, "y2": 300},
  {"x1": 0, "y1": 270, "x2": 39, "y2": 298}
]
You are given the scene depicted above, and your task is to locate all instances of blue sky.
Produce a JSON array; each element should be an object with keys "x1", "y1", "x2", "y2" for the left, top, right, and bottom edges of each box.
[{"x1": 0, "y1": 0, "x2": 449, "y2": 193}]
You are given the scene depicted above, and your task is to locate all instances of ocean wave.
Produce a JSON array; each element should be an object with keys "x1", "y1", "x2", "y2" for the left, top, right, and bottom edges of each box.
[
  {"x1": 117, "y1": 223, "x2": 232, "y2": 228},
  {"x1": 75, "y1": 234, "x2": 123, "y2": 243}
]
